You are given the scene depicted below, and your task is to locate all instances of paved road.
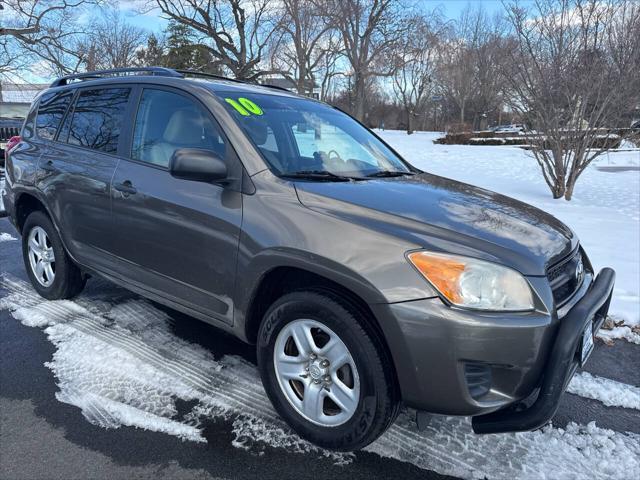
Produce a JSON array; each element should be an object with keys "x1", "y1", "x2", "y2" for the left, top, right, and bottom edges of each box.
[{"x1": 1, "y1": 217, "x2": 638, "y2": 480}]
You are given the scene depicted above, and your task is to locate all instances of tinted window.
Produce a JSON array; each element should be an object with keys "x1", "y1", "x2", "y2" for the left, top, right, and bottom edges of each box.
[
  {"x1": 35, "y1": 91, "x2": 73, "y2": 140},
  {"x1": 63, "y1": 88, "x2": 130, "y2": 154},
  {"x1": 131, "y1": 89, "x2": 226, "y2": 168}
]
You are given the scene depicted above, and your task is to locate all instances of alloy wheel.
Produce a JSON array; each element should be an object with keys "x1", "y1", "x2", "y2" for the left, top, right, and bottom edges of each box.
[
  {"x1": 273, "y1": 319, "x2": 360, "y2": 427},
  {"x1": 27, "y1": 226, "x2": 56, "y2": 287}
]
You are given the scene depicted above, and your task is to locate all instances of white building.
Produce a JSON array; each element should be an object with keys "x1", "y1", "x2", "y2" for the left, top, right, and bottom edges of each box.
[{"x1": 0, "y1": 82, "x2": 48, "y2": 119}]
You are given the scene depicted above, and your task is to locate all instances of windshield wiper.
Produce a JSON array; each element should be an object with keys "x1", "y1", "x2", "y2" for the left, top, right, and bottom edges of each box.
[
  {"x1": 365, "y1": 170, "x2": 415, "y2": 178},
  {"x1": 281, "y1": 170, "x2": 353, "y2": 182}
]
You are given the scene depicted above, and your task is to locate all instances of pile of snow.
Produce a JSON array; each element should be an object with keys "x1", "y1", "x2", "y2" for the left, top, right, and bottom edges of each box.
[
  {"x1": 567, "y1": 372, "x2": 640, "y2": 410},
  {"x1": 0, "y1": 232, "x2": 16, "y2": 242},
  {"x1": 378, "y1": 130, "x2": 640, "y2": 326},
  {"x1": 1, "y1": 274, "x2": 639, "y2": 479}
]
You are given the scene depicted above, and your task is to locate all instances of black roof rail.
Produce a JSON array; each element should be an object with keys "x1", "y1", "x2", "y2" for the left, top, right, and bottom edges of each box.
[
  {"x1": 50, "y1": 67, "x2": 183, "y2": 87},
  {"x1": 50, "y1": 66, "x2": 299, "y2": 96}
]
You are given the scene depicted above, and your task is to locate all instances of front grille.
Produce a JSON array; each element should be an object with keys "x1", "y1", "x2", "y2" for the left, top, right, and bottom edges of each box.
[
  {"x1": 548, "y1": 249, "x2": 584, "y2": 306},
  {"x1": 464, "y1": 363, "x2": 492, "y2": 400},
  {"x1": 0, "y1": 126, "x2": 20, "y2": 142}
]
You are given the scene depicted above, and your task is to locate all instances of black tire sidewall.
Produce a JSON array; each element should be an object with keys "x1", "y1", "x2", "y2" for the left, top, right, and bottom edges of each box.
[
  {"x1": 21, "y1": 211, "x2": 77, "y2": 300},
  {"x1": 257, "y1": 291, "x2": 392, "y2": 450}
]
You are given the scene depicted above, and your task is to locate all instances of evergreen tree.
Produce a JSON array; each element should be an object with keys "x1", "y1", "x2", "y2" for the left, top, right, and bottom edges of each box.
[
  {"x1": 135, "y1": 33, "x2": 165, "y2": 67},
  {"x1": 164, "y1": 21, "x2": 220, "y2": 74}
]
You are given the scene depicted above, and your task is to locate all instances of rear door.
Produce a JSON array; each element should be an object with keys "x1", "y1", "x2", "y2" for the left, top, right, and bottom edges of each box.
[
  {"x1": 109, "y1": 87, "x2": 243, "y2": 324},
  {"x1": 36, "y1": 86, "x2": 133, "y2": 268}
]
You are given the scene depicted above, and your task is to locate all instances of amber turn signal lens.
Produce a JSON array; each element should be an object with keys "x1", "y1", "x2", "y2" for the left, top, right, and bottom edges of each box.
[{"x1": 407, "y1": 251, "x2": 467, "y2": 303}]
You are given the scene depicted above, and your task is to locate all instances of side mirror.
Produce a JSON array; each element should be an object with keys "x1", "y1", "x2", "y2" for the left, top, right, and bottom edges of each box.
[{"x1": 169, "y1": 148, "x2": 228, "y2": 183}]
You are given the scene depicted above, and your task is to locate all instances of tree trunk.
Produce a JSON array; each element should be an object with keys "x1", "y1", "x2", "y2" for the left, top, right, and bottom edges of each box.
[
  {"x1": 460, "y1": 101, "x2": 465, "y2": 124},
  {"x1": 297, "y1": 64, "x2": 307, "y2": 95},
  {"x1": 564, "y1": 169, "x2": 580, "y2": 201},
  {"x1": 551, "y1": 147, "x2": 566, "y2": 199},
  {"x1": 353, "y1": 73, "x2": 366, "y2": 122},
  {"x1": 552, "y1": 180, "x2": 565, "y2": 199},
  {"x1": 406, "y1": 109, "x2": 413, "y2": 135}
]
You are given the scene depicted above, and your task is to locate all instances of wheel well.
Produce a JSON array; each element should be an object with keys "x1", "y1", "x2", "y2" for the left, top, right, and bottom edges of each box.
[
  {"x1": 245, "y1": 267, "x2": 386, "y2": 346},
  {"x1": 15, "y1": 193, "x2": 48, "y2": 233},
  {"x1": 245, "y1": 266, "x2": 401, "y2": 397}
]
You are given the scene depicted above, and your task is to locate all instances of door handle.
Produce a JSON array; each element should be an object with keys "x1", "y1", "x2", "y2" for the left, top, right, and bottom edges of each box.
[
  {"x1": 114, "y1": 180, "x2": 137, "y2": 196},
  {"x1": 40, "y1": 160, "x2": 57, "y2": 172}
]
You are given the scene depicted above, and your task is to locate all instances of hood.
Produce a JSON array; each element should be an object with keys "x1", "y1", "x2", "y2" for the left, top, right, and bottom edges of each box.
[{"x1": 294, "y1": 173, "x2": 577, "y2": 276}]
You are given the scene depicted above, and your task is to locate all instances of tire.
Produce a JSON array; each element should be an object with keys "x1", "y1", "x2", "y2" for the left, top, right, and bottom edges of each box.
[
  {"x1": 21, "y1": 210, "x2": 86, "y2": 300},
  {"x1": 257, "y1": 290, "x2": 400, "y2": 450}
]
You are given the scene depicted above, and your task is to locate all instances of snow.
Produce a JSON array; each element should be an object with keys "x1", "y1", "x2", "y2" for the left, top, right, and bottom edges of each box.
[
  {"x1": 597, "y1": 325, "x2": 640, "y2": 345},
  {"x1": 0, "y1": 232, "x2": 16, "y2": 242},
  {"x1": 377, "y1": 130, "x2": 640, "y2": 327},
  {"x1": 567, "y1": 371, "x2": 640, "y2": 410},
  {"x1": 1, "y1": 274, "x2": 639, "y2": 480}
]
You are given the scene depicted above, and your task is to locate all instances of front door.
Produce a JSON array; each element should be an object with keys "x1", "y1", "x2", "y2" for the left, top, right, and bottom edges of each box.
[{"x1": 110, "y1": 87, "x2": 242, "y2": 324}]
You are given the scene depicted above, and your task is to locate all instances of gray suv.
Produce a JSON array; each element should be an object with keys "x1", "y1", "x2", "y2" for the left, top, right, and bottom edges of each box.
[{"x1": 2, "y1": 67, "x2": 615, "y2": 451}]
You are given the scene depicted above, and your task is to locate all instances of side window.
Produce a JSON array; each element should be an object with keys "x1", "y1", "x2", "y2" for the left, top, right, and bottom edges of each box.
[
  {"x1": 35, "y1": 91, "x2": 73, "y2": 140},
  {"x1": 131, "y1": 89, "x2": 226, "y2": 168},
  {"x1": 63, "y1": 88, "x2": 130, "y2": 154},
  {"x1": 22, "y1": 103, "x2": 39, "y2": 140}
]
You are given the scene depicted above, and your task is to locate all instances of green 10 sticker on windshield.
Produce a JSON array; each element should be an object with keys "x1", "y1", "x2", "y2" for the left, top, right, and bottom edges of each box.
[{"x1": 225, "y1": 97, "x2": 263, "y2": 116}]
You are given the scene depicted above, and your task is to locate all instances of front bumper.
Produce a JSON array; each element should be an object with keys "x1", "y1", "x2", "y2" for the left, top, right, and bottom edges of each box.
[
  {"x1": 472, "y1": 267, "x2": 614, "y2": 433},
  {"x1": 371, "y1": 267, "x2": 615, "y2": 431}
]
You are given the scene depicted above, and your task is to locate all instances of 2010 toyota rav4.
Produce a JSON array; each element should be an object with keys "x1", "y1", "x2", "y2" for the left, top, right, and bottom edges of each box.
[{"x1": 2, "y1": 67, "x2": 615, "y2": 451}]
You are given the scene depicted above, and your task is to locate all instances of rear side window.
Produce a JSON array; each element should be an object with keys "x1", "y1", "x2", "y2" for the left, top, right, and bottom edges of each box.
[
  {"x1": 62, "y1": 88, "x2": 130, "y2": 154},
  {"x1": 21, "y1": 105, "x2": 37, "y2": 140},
  {"x1": 130, "y1": 89, "x2": 226, "y2": 168},
  {"x1": 35, "y1": 91, "x2": 73, "y2": 140}
]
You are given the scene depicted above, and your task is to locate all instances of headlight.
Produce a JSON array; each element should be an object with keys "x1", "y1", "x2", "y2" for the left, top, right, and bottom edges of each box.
[{"x1": 407, "y1": 251, "x2": 535, "y2": 311}]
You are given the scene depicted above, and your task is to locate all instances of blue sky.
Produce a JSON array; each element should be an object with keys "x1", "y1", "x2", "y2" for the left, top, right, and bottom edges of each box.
[
  {"x1": 120, "y1": 0, "x2": 534, "y2": 35},
  {"x1": 425, "y1": 0, "x2": 517, "y2": 18}
]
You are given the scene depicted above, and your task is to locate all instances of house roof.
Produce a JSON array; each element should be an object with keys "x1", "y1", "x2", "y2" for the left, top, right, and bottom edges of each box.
[
  {"x1": 260, "y1": 77, "x2": 318, "y2": 91},
  {"x1": 0, "y1": 83, "x2": 48, "y2": 104}
]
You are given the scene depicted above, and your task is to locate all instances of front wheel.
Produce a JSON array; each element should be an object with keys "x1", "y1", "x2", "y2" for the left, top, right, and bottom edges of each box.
[{"x1": 257, "y1": 290, "x2": 400, "y2": 450}]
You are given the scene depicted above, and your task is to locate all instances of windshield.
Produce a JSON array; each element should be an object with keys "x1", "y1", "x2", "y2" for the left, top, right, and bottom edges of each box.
[{"x1": 218, "y1": 92, "x2": 412, "y2": 178}]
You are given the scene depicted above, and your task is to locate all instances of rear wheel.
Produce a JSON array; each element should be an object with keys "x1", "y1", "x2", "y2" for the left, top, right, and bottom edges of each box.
[
  {"x1": 21, "y1": 211, "x2": 85, "y2": 299},
  {"x1": 257, "y1": 290, "x2": 400, "y2": 450}
]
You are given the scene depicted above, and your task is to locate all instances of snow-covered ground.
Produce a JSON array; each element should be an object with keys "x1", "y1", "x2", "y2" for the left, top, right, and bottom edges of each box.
[
  {"x1": 377, "y1": 130, "x2": 640, "y2": 327},
  {"x1": 1, "y1": 275, "x2": 639, "y2": 480}
]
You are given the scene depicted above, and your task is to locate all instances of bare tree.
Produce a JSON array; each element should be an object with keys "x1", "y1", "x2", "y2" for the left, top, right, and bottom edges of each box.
[
  {"x1": 504, "y1": 0, "x2": 640, "y2": 200},
  {"x1": 152, "y1": 0, "x2": 280, "y2": 81},
  {"x1": 270, "y1": 0, "x2": 334, "y2": 95},
  {"x1": 0, "y1": 0, "x2": 99, "y2": 76},
  {"x1": 436, "y1": 14, "x2": 475, "y2": 126},
  {"x1": 324, "y1": 0, "x2": 405, "y2": 122},
  {"x1": 436, "y1": 6, "x2": 508, "y2": 129},
  {"x1": 392, "y1": 14, "x2": 442, "y2": 134},
  {"x1": 315, "y1": 32, "x2": 344, "y2": 101},
  {"x1": 466, "y1": 13, "x2": 510, "y2": 130},
  {"x1": 77, "y1": 9, "x2": 147, "y2": 70}
]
